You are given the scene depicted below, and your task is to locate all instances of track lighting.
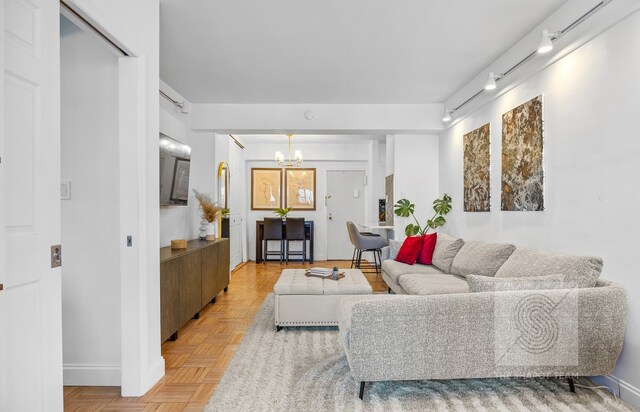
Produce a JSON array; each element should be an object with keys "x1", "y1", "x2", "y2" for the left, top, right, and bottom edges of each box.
[
  {"x1": 447, "y1": 1, "x2": 608, "y2": 114},
  {"x1": 484, "y1": 72, "x2": 503, "y2": 91},
  {"x1": 537, "y1": 29, "x2": 556, "y2": 54}
]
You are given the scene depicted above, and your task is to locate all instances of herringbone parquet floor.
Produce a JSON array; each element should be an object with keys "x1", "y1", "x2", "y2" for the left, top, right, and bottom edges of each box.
[{"x1": 63, "y1": 260, "x2": 387, "y2": 411}]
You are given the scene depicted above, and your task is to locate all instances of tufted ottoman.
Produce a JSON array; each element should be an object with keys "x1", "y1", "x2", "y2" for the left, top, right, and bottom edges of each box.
[{"x1": 273, "y1": 269, "x2": 372, "y2": 329}]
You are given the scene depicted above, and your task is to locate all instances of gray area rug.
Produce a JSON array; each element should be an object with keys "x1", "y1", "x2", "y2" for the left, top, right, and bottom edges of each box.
[{"x1": 207, "y1": 294, "x2": 633, "y2": 411}]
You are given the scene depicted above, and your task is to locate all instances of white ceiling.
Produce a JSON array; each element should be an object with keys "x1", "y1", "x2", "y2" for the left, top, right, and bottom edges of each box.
[
  {"x1": 237, "y1": 134, "x2": 385, "y2": 144},
  {"x1": 160, "y1": 0, "x2": 568, "y2": 104}
]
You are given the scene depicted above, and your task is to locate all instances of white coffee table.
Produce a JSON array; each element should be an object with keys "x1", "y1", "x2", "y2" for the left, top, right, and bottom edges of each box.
[{"x1": 273, "y1": 269, "x2": 373, "y2": 329}]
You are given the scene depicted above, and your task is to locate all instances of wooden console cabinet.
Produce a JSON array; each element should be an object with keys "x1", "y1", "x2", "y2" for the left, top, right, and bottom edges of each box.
[{"x1": 160, "y1": 238, "x2": 230, "y2": 342}]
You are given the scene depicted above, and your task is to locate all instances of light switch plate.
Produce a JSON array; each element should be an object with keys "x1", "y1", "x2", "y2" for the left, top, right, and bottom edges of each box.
[{"x1": 61, "y1": 181, "x2": 71, "y2": 200}]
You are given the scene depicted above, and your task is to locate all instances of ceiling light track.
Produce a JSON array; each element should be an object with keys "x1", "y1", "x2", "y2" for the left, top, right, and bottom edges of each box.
[
  {"x1": 160, "y1": 90, "x2": 189, "y2": 113},
  {"x1": 444, "y1": 0, "x2": 611, "y2": 121},
  {"x1": 228, "y1": 134, "x2": 245, "y2": 149}
]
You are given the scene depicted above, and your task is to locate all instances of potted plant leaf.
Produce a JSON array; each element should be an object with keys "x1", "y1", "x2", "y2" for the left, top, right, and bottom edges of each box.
[
  {"x1": 394, "y1": 194, "x2": 452, "y2": 236},
  {"x1": 274, "y1": 207, "x2": 292, "y2": 219}
]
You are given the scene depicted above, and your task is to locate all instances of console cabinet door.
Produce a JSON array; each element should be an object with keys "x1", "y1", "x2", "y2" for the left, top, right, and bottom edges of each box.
[
  {"x1": 201, "y1": 243, "x2": 219, "y2": 304},
  {"x1": 160, "y1": 259, "x2": 181, "y2": 342},
  {"x1": 216, "y1": 239, "x2": 231, "y2": 294},
  {"x1": 180, "y1": 251, "x2": 203, "y2": 325}
]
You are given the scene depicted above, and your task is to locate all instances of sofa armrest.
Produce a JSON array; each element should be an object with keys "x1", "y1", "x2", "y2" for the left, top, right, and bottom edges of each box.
[
  {"x1": 381, "y1": 239, "x2": 402, "y2": 261},
  {"x1": 338, "y1": 283, "x2": 627, "y2": 382}
]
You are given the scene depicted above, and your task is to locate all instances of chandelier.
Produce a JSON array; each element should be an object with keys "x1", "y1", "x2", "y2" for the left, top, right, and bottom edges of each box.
[{"x1": 275, "y1": 134, "x2": 303, "y2": 167}]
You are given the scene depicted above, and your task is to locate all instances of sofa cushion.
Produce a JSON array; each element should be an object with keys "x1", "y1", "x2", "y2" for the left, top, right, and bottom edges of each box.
[
  {"x1": 495, "y1": 247, "x2": 603, "y2": 285},
  {"x1": 395, "y1": 236, "x2": 424, "y2": 265},
  {"x1": 467, "y1": 273, "x2": 596, "y2": 292},
  {"x1": 417, "y1": 233, "x2": 438, "y2": 265},
  {"x1": 399, "y1": 274, "x2": 469, "y2": 295},
  {"x1": 431, "y1": 233, "x2": 465, "y2": 273},
  {"x1": 450, "y1": 240, "x2": 516, "y2": 278},
  {"x1": 381, "y1": 259, "x2": 444, "y2": 286}
]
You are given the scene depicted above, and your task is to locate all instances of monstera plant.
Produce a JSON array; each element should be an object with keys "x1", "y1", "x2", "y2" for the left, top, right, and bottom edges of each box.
[{"x1": 394, "y1": 194, "x2": 452, "y2": 236}]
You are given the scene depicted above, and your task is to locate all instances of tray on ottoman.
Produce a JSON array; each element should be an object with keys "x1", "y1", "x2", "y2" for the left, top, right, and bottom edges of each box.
[{"x1": 274, "y1": 268, "x2": 372, "y2": 329}]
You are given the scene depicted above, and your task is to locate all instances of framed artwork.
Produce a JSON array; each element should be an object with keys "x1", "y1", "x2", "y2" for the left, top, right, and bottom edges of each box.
[
  {"x1": 501, "y1": 95, "x2": 544, "y2": 211},
  {"x1": 285, "y1": 168, "x2": 316, "y2": 210},
  {"x1": 169, "y1": 158, "x2": 190, "y2": 203},
  {"x1": 385, "y1": 174, "x2": 394, "y2": 225},
  {"x1": 251, "y1": 168, "x2": 282, "y2": 210},
  {"x1": 463, "y1": 123, "x2": 491, "y2": 212}
]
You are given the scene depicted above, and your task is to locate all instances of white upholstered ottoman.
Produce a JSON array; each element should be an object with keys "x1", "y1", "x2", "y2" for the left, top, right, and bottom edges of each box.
[{"x1": 274, "y1": 269, "x2": 372, "y2": 329}]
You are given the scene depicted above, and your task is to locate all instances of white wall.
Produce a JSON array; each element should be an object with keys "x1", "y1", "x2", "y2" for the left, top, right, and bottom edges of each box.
[
  {"x1": 191, "y1": 103, "x2": 444, "y2": 134},
  {"x1": 216, "y1": 135, "x2": 246, "y2": 268},
  {"x1": 159, "y1": 81, "x2": 216, "y2": 247},
  {"x1": 392, "y1": 135, "x2": 440, "y2": 240},
  {"x1": 74, "y1": 0, "x2": 163, "y2": 395},
  {"x1": 439, "y1": 11, "x2": 640, "y2": 407},
  {"x1": 60, "y1": 23, "x2": 121, "y2": 385},
  {"x1": 243, "y1": 140, "x2": 383, "y2": 261}
]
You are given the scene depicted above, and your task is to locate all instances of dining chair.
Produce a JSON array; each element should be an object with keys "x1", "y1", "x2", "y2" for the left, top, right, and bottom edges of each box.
[
  {"x1": 263, "y1": 217, "x2": 284, "y2": 263},
  {"x1": 346, "y1": 221, "x2": 388, "y2": 276},
  {"x1": 285, "y1": 217, "x2": 306, "y2": 263}
]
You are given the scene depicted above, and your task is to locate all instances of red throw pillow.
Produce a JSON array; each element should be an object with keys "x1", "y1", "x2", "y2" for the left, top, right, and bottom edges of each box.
[
  {"x1": 417, "y1": 233, "x2": 438, "y2": 265},
  {"x1": 395, "y1": 236, "x2": 424, "y2": 265}
]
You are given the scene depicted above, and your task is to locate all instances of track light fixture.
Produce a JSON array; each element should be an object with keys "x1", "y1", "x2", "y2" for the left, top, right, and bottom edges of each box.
[
  {"x1": 537, "y1": 29, "x2": 560, "y2": 54},
  {"x1": 444, "y1": 1, "x2": 608, "y2": 117},
  {"x1": 484, "y1": 72, "x2": 503, "y2": 91}
]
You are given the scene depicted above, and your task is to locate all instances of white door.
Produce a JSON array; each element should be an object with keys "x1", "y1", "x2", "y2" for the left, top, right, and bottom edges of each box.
[
  {"x1": 0, "y1": 0, "x2": 63, "y2": 410},
  {"x1": 326, "y1": 170, "x2": 365, "y2": 260}
]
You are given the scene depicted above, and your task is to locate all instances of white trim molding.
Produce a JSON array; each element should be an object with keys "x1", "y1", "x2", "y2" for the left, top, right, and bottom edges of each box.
[
  {"x1": 590, "y1": 375, "x2": 640, "y2": 410},
  {"x1": 63, "y1": 364, "x2": 121, "y2": 387}
]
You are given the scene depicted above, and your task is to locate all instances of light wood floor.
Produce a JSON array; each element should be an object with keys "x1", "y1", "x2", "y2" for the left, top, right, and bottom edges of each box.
[{"x1": 63, "y1": 260, "x2": 388, "y2": 411}]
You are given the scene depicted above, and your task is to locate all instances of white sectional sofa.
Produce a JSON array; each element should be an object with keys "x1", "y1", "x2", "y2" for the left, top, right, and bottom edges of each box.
[{"x1": 338, "y1": 232, "x2": 628, "y2": 399}]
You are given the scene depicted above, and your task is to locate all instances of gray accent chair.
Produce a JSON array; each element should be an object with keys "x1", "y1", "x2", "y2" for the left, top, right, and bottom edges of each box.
[
  {"x1": 338, "y1": 232, "x2": 628, "y2": 399},
  {"x1": 346, "y1": 221, "x2": 388, "y2": 276}
]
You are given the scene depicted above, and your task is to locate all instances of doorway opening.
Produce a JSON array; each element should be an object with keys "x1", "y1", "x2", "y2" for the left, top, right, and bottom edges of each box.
[{"x1": 60, "y1": 12, "x2": 123, "y2": 386}]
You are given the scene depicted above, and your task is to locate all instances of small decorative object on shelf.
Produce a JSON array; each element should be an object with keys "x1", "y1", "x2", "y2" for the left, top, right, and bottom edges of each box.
[
  {"x1": 171, "y1": 239, "x2": 187, "y2": 250},
  {"x1": 198, "y1": 219, "x2": 208, "y2": 240},
  {"x1": 332, "y1": 266, "x2": 339, "y2": 280},
  {"x1": 194, "y1": 190, "x2": 223, "y2": 240}
]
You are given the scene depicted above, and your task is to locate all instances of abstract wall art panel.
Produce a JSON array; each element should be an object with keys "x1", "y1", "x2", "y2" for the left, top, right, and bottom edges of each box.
[
  {"x1": 463, "y1": 123, "x2": 491, "y2": 212},
  {"x1": 501, "y1": 95, "x2": 544, "y2": 211}
]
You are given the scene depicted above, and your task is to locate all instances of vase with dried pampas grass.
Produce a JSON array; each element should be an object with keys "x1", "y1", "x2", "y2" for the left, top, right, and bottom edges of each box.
[{"x1": 194, "y1": 190, "x2": 223, "y2": 240}]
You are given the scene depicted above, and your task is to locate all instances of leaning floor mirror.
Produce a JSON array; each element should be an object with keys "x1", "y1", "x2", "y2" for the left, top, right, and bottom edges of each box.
[{"x1": 218, "y1": 162, "x2": 230, "y2": 237}]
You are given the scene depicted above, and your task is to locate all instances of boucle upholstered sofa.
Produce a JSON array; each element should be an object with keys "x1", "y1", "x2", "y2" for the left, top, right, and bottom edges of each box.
[{"x1": 336, "y1": 233, "x2": 628, "y2": 399}]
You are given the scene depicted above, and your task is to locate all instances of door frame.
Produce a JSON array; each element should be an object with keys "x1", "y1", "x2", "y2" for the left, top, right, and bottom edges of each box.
[
  {"x1": 324, "y1": 168, "x2": 369, "y2": 260},
  {"x1": 58, "y1": 1, "x2": 162, "y2": 396}
]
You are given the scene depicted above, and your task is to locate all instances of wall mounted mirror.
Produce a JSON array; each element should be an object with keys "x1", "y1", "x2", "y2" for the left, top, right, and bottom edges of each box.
[{"x1": 218, "y1": 162, "x2": 230, "y2": 209}]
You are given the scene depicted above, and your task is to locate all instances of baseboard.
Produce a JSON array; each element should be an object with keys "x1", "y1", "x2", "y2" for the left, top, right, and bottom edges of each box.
[
  {"x1": 590, "y1": 375, "x2": 640, "y2": 410},
  {"x1": 145, "y1": 356, "x2": 165, "y2": 393},
  {"x1": 63, "y1": 364, "x2": 121, "y2": 386}
]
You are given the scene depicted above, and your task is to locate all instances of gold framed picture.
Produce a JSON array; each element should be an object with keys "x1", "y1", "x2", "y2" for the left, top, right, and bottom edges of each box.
[
  {"x1": 285, "y1": 168, "x2": 316, "y2": 210},
  {"x1": 251, "y1": 168, "x2": 282, "y2": 210}
]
